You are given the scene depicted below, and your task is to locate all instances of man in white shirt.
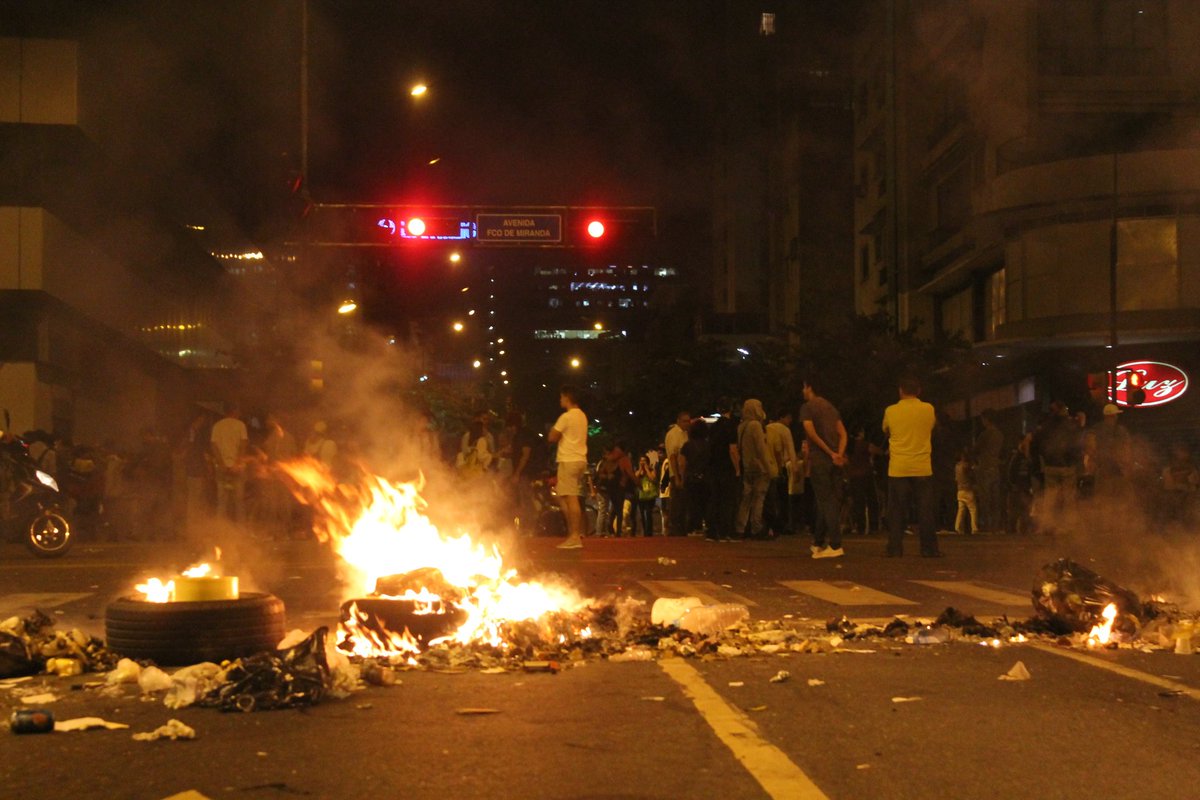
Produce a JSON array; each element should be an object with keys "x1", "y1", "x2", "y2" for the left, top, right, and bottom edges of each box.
[
  {"x1": 548, "y1": 385, "x2": 588, "y2": 549},
  {"x1": 210, "y1": 403, "x2": 248, "y2": 521},
  {"x1": 663, "y1": 411, "x2": 691, "y2": 536}
]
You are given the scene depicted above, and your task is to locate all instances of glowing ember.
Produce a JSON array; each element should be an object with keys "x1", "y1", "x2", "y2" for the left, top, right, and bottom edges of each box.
[
  {"x1": 282, "y1": 459, "x2": 590, "y2": 655},
  {"x1": 1087, "y1": 603, "x2": 1118, "y2": 646}
]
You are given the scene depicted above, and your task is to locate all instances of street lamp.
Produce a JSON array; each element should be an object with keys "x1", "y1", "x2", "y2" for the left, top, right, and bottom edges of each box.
[
  {"x1": 449, "y1": 252, "x2": 462, "y2": 263},
  {"x1": 569, "y1": 357, "x2": 581, "y2": 369},
  {"x1": 410, "y1": 83, "x2": 428, "y2": 97},
  {"x1": 337, "y1": 300, "x2": 358, "y2": 315},
  {"x1": 452, "y1": 321, "x2": 464, "y2": 332}
]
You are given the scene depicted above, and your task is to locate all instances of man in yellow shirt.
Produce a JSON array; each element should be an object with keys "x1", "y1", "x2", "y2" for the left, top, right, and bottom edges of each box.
[{"x1": 882, "y1": 376, "x2": 940, "y2": 557}]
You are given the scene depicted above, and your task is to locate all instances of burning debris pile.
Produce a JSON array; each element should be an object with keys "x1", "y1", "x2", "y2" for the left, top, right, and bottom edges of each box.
[{"x1": 1030, "y1": 558, "x2": 1151, "y2": 642}]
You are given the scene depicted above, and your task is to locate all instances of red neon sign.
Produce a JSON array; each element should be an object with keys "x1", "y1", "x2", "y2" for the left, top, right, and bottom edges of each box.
[{"x1": 1112, "y1": 361, "x2": 1189, "y2": 407}]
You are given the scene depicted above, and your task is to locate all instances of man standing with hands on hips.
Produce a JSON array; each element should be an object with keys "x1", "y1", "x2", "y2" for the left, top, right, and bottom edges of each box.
[
  {"x1": 549, "y1": 385, "x2": 589, "y2": 550},
  {"x1": 883, "y1": 375, "x2": 940, "y2": 557}
]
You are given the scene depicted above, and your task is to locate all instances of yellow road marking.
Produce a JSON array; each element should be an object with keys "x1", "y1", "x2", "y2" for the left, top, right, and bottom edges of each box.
[
  {"x1": 1028, "y1": 641, "x2": 1200, "y2": 700},
  {"x1": 779, "y1": 580, "x2": 917, "y2": 606},
  {"x1": 659, "y1": 659, "x2": 829, "y2": 800},
  {"x1": 910, "y1": 580, "x2": 1029, "y2": 607},
  {"x1": 639, "y1": 580, "x2": 758, "y2": 607}
]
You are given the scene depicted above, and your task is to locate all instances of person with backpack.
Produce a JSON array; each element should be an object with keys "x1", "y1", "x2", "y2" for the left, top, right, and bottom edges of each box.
[{"x1": 633, "y1": 454, "x2": 659, "y2": 536}]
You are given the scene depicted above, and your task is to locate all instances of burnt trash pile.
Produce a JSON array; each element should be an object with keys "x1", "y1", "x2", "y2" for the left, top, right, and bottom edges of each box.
[{"x1": 0, "y1": 610, "x2": 116, "y2": 679}]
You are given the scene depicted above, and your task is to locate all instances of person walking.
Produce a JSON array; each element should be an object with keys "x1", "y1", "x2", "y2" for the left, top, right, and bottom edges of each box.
[
  {"x1": 735, "y1": 398, "x2": 772, "y2": 539},
  {"x1": 801, "y1": 380, "x2": 848, "y2": 558},
  {"x1": 549, "y1": 385, "x2": 588, "y2": 549},
  {"x1": 954, "y1": 448, "x2": 978, "y2": 535},
  {"x1": 680, "y1": 420, "x2": 711, "y2": 536},
  {"x1": 210, "y1": 403, "x2": 248, "y2": 523},
  {"x1": 882, "y1": 375, "x2": 940, "y2": 557}
]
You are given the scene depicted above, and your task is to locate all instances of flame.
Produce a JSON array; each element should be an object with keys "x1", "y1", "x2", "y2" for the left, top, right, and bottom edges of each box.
[
  {"x1": 1087, "y1": 603, "x2": 1118, "y2": 646},
  {"x1": 135, "y1": 577, "x2": 175, "y2": 603},
  {"x1": 281, "y1": 459, "x2": 590, "y2": 654},
  {"x1": 135, "y1": 548, "x2": 224, "y2": 603}
]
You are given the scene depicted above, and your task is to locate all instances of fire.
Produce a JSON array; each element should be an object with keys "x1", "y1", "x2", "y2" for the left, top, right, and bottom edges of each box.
[
  {"x1": 135, "y1": 548, "x2": 224, "y2": 603},
  {"x1": 1087, "y1": 603, "x2": 1118, "y2": 646},
  {"x1": 281, "y1": 459, "x2": 590, "y2": 655}
]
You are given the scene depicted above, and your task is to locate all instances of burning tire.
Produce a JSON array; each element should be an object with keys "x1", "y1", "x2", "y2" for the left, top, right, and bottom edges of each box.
[{"x1": 105, "y1": 593, "x2": 286, "y2": 666}]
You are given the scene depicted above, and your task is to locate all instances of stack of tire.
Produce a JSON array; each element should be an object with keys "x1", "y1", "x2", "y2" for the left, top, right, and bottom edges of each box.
[{"x1": 105, "y1": 593, "x2": 287, "y2": 666}]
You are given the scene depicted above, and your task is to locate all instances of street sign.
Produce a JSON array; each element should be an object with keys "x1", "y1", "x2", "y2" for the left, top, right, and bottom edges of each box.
[{"x1": 476, "y1": 213, "x2": 562, "y2": 244}]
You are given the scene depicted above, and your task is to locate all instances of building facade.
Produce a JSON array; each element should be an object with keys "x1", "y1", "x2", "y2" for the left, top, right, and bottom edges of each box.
[{"x1": 854, "y1": 0, "x2": 1200, "y2": 438}]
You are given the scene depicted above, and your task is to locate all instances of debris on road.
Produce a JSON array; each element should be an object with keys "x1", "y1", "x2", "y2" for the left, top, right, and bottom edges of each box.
[
  {"x1": 1031, "y1": 559, "x2": 1147, "y2": 638},
  {"x1": 0, "y1": 610, "x2": 115, "y2": 679},
  {"x1": 998, "y1": 661, "x2": 1031, "y2": 681},
  {"x1": 55, "y1": 716, "x2": 129, "y2": 732},
  {"x1": 132, "y1": 719, "x2": 195, "y2": 741},
  {"x1": 19, "y1": 692, "x2": 58, "y2": 705},
  {"x1": 769, "y1": 670, "x2": 790, "y2": 684},
  {"x1": 9, "y1": 708, "x2": 55, "y2": 733},
  {"x1": 640, "y1": 696, "x2": 665, "y2": 701},
  {"x1": 807, "y1": 678, "x2": 825, "y2": 687},
  {"x1": 455, "y1": 707, "x2": 500, "y2": 715},
  {"x1": 198, "y1": 627, "x2": 334, "y2": 712},
  {"x1": 891, "y1": 696, "x2": 922, "y2": 703},
  {"x1": 656, "y1": 557, "x2": 677, "y2": 566}
]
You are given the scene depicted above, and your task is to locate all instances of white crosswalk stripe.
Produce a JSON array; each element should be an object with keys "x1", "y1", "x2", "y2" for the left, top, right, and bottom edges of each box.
[
  {"x1": 638, "y1": 580, "x2": 758, "y2": 607},
  {"x1": 908, "y1": 580, "x2": 1029, "y2": 607},
  {"x1": 778, "y1": 580, "x2": 917, "y2": 606},
  {"x1": 0, "y1": 592, "x2": 93, "y2": 618}
]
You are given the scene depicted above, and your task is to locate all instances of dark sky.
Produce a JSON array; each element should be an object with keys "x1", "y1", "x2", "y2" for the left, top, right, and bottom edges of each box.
[{"x1": 5, "y1": 1, "x2": 726, "y2": 241}]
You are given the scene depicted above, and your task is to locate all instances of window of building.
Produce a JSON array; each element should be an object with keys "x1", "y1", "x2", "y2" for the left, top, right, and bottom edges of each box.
[
  {"x1": 941, "y1": 286, "x2": 974, "y2": 342},
  {"x1": 1118, "y1": 217, "x2": 1177, "y2": 310}
]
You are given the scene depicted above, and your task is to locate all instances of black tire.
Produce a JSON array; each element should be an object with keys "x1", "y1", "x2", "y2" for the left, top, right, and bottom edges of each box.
[
  {"x1": 105, "y1": 593, "x2": 287, "y2": 665},
  {"x1": 26, "y1": 509, "x2": 72, "y2": 558}
]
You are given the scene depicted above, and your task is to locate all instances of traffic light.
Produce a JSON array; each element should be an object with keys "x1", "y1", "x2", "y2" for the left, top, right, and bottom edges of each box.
[
  {"x1": 1126, "y1": 370, "x2": 1146, "y2": 406},
  {"x1": 405, "y1": 217, "x2": 426, "y2": 237},
  {"x1": 585, "y1": 219, "x2": 606, "y2": 239}
]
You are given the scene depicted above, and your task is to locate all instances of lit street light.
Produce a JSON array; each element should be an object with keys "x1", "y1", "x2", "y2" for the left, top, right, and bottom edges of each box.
[
  {"x1": 569, "y1": 357, "x2": 581, "y2": 369},
  {"x1": 452, "y1": 321, "x2": 464, "y2": 332},
  {"x1": 449, "y1": 252, "x2": 461, "y2": 263},
  {"x1": 337, "y1": 300, "x2": 358, "y2": 315},
  {"x1": 410, "y1": 83, "x2": 428, "y2": 97}
]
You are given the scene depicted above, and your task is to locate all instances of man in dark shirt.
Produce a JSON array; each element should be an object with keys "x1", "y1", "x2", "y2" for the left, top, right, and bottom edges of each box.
[
  {"x1": 801, "y1": 380, "x2": 848, "y2": 558},
  {"x1": 705, "y1": 398, "x2": 740, "y2": 542}
]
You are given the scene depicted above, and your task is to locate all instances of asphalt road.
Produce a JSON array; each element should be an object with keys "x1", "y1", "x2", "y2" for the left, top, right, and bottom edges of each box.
[{"x1": 3, "y1": 532, "x2": 1200, "y2": 800}]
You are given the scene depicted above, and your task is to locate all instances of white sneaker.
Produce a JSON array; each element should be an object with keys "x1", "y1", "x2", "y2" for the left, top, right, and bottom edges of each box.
[
  {"x1": 810, "y1": 545, "x2": 822, "y2": 555},
  {"x1": 813, "y1": 546, "x2": 844, "y2": 559}
]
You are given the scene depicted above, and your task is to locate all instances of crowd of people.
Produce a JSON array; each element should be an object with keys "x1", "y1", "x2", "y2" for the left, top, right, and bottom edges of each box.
[
  {"x1": 537, "y1": 378, "x2": 1200, "y2": 555},
  {"x1": 10, "y1": 377, "x2": 1198, "y2": 549}
]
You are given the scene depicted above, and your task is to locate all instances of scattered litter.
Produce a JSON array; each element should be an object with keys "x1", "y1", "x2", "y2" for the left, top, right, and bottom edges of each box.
[
  {"x1": 45, "y1": 657, "x2": 83, "y2": 677},
  {"x1": 640, "y1": 696, "x2": 665, "y2": 702},
  {"x1": 55, "y1": 716, "x2": 129, "y2": 732},
  {"x1": 107, "y1": 658, "x2": 142, "y2": 685},
  {"x1": 480, "y1": 667, "x2": 507, "y2": 674},
  {"x1": 133, "y1": 719, "x2": 195, "y2": 741},
  {"x1": 139, "y1": 666, "x2": 174, "y2": 693},
  {"x1": 769, "y1": 670, "x2": 790, "y2": 684},
  {"x1": 807, "y1": 678, "x2": 825, "y2": 687},
  {"x1": 521, "y1": 661, "x2": 560, "y2": 673},
  {"x1": 1032, "y1": 558, "x2": 1145, "y2": 638},
  {"x1": 1158, "y1": 690, "x2": 1186, "y2": 698},
  {"x1": 748, "y1": 705, "x2": 767, "y2": 712},
  {"x1": 455, "y1": 708, "x2": 500, "y2": 715},
  {"x1": 856, "y1": 764, "x2": 871, "y2": 770},
  {"x1": 0, "y1": 676, "x2": 34, "y2": 688},
  {"x1": 891, "y1": 696, "x2": 922, "y2": 703},
  {"x1": 998, "y1": 661, "x2": 1031, "y2": 681},
  {"x1": 20, "y1": 693, "x2": 58, "y2": 705},
  {"x1": 656, "y1": 557, "x2": 677, "y2": 566},
  {"x1": 728, "y1": 681, "x2": 745, "y2": 687},
  {"x1": 363, "y1": 663, "x2": 399, "y2": 686},
  {"x1": 355, "y1": 703, "x2": 373, "y2": 710},
  {"x1": 257, "y1": 751, "x2": 268, "y2": 756},
  {"x1": 199, "y1": 627, "x2": 332, "y2": 713}
]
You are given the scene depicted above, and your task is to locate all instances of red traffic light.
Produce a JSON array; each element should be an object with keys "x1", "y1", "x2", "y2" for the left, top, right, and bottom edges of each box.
[
  {"x1": 406, "y1": 217, "x2": 427, "y2": 236},
  {"x1": 586, "y1": 220, "x2": 606, "y2": 239}
]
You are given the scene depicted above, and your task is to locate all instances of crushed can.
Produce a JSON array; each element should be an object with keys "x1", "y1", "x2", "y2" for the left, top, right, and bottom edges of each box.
[{"x1": 10, "y1": 709, "x2": 55, "y2": 734}]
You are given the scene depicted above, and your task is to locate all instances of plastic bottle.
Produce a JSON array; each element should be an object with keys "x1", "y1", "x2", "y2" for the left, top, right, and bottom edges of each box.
[{"x1": 675, "y1": 603, "x2": 750, "y2": 635}]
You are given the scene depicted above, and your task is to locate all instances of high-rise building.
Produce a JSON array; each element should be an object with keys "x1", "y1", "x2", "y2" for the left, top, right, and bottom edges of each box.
[{"x1": 854, "y1": 0, "x2": 1200, "y2": 435}]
